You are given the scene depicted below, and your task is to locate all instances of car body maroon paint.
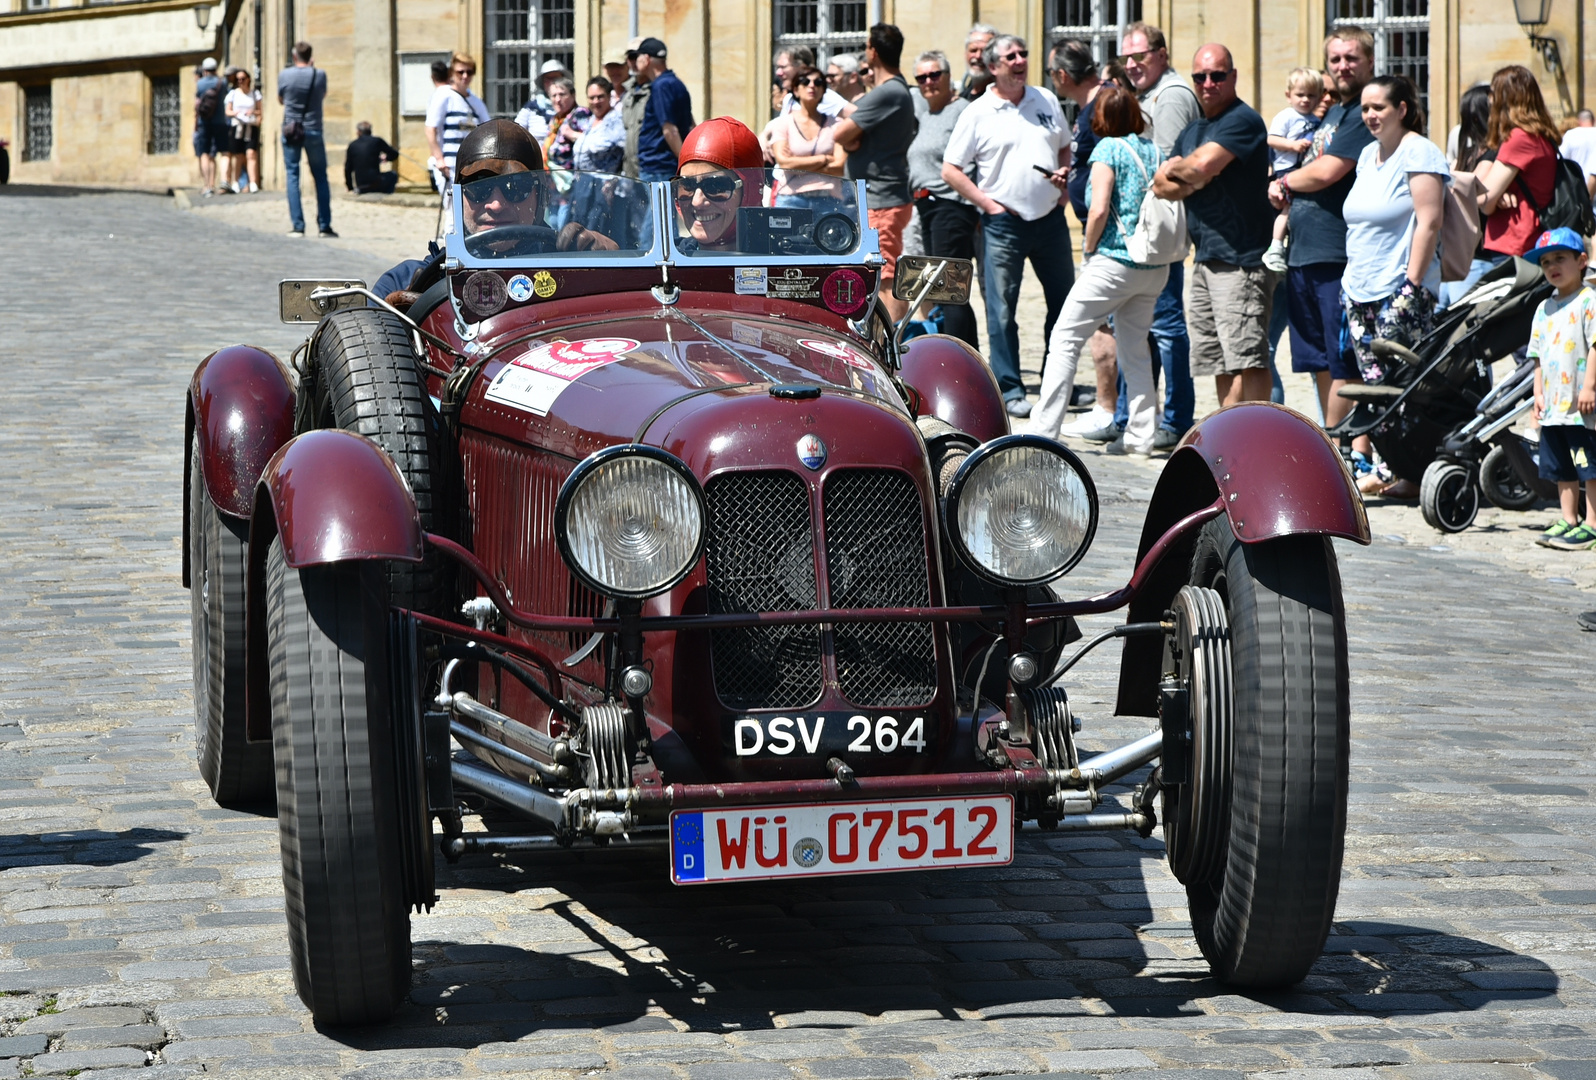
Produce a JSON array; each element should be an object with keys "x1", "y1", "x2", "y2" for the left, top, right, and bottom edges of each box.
[{"x1": 898, "y1": 334, "x2": 1010, "y2": 443}]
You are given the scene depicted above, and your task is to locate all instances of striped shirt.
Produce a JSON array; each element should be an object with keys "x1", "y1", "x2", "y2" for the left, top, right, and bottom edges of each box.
[{"x1": 426, "y1": 87, "x2": 490, "y2": 173}]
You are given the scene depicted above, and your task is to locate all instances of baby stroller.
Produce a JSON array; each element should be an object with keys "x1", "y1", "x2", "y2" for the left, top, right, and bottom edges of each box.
[
  {"x1": 1328, "y1": 257, "x2": 1552, "y2": 491},
  {"x1": 1416, "y1": 358, "x2": 1559, "y2": 532}
]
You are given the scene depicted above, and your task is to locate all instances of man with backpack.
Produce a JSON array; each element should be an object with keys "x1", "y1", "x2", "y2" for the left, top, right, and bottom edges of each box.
[{"x1": 193, "y1": 58, "x2": 230, "y2": 197}]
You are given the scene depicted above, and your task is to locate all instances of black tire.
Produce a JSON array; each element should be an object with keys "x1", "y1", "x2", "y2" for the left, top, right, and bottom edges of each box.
[
  {"x1": 1182, "y1": 517, "x2": 1349, "y2": 988},
  {"x1": 267, "y1": 536, "x2": 411, "y2": 1025},
  {"x1": 309, "y1": 308, "x2": 448, "y2": 612},
  {"x1": 1480, "y1": 442, "x2": 1540, "y2": 511},
  {"x1": 188, "y1": 442, "x2": 274, "y2": 807},
  {"x1": 1419, "y1": 460, "x2": 1480, "y2": 533}
]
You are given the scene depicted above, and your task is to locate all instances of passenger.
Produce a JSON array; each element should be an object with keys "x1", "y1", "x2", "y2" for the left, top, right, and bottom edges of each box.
[
  {"x1": 672, "y1": 116, "x2": 764, "y2": 253},
  {"x1": 377, "y1": 120, "x2": 613, "y2": 308}
]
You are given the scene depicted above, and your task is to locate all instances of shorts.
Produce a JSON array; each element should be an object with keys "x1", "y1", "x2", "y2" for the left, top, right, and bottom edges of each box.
[
  {"x1": 868, "y1": 203, "x2": 914, "y2": 282},
  {"x1": 1187, "y1": 261, "x2": 1274, "y2": 376},
  {"x1": 1287, "y1": 262, "x2": 1360, "y2": 380},
  {"x1": 192, "y1": 125, "x2": 226, "y2": 157},
  {"x1": 229, "y1": 125, "x2": 260, "y2": 154},
  {"x1": 1538, "y1": 425, "x2": 1596, "y2": 482}
]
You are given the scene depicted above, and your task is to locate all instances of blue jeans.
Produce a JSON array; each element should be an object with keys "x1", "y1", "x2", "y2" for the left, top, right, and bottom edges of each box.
[
  {"x1": 1265, "y1": 287, "x2": 1288, "y2": 405},
  {"x1": 981, "y1": 207, "x2": 1073, "y2": 401},
  {"x1": 1114, "y1": 261, "x2": 1194, "y2": 433},
  {"x1": 283, "y1": 134, "x2": 331, "y2": 233}
]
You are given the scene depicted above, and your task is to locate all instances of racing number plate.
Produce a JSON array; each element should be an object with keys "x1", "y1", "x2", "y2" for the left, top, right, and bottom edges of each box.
[{"x1": 669, "y1": 796, "x2": 1014, "y2": 884}]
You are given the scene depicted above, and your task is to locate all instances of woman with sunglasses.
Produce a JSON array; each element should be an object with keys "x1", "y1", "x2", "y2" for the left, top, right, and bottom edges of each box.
[
  {"x1": 673, "y1": 117, "x2": 765, "y2": 253},
  {"x1": 771, "y1": 65, "x2": 847, "y2": 209}
]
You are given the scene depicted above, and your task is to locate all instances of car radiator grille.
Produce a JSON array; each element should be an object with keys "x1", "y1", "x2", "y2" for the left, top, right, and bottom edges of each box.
[
  {"x1": 703, "y1": 468, "x2": 936, "y2": 711},
  {"x1": 704, "y1": 471, "x2": 823, "y2": 710},
  {"x1": 823, "y1": 469, "x2": 936, "y2": 707}
]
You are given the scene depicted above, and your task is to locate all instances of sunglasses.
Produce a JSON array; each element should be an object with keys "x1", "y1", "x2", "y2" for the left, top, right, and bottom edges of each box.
[
  {"x1": 452, "y1": 67, "x2": 475, "y2": 76},
  {"x1": 914, "y1": 70, "x2": 947, "y2": 84},
  {"x1": 1117, "y1": 49, "x2": 1157, "y2": 65},
  {"x1": 1000, "y1": 49, "x2": 1028, "y2": 62},
  {"x1": 795, "y1": 74, "x2": 828, "y2": 88},
  {"x1": 1190, "y1": 70, "x2": 1233, "y2": 84},
  {"x1": 674, "y1": 173, "x2": 742, "y2": 201},
  {"x1": 464, "y1": 171, "x2": 539, "y2": 203}
]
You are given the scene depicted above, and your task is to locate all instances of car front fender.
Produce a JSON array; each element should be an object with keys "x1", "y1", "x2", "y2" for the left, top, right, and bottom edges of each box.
[
  {"x1": 183, "y1": 346, "x2": 297, "y2": 587},
  {"x1": 1114, "y1": 403, "x2": 1369, "y2": 718},
  {"x1": 898, "y1": 334, "x2": 1009, "y2": 443}
]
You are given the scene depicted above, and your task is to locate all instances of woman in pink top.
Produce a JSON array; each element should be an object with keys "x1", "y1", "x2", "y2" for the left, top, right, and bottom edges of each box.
[{"x1": 771, "y1": 65, "x2": 847, "y2": 208}]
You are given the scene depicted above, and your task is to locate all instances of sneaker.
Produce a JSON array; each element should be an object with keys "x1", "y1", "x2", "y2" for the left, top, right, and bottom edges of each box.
[
  {"x1": 1544, "y1": 523, "x2": 1596, "y2": 551},
  {"x1": 1262, "y1": 240, "x2": 1287, "y2": 273},
  {"x1": 287, "y1": 228, "x2": 305, "y2": 237},
  {"x1": 1153, "y1": 426, "x2": 1184, "y2": 450},
  {"x1": 1069, "y1": 385, "x2": 1097, "y2": 409},
  {"x1": 1578, "y1": 610, "x2": 1596, "y2": 632},
  {"x1": 1537, "y1": 519, "x2": 1578, "y2": 548},
  {"x1": 318, "y1": 227, "x2": 340, "y2": 238},
  {"x1": 249, "y1": 182, "x2": 260, "y2": 193},
  {"x1": 1060, "y1": 407, "x2": 1115, "y2": 437},
  {"x1": 201, "y1": 187, "x2": 215, "y2": 198},
  {"x1": 1005, "y1": 397, "x2": 1032, "y2": 418},
  {"x1": 1077, "y1": 422, "x2": 1122, "y2": 443},
  {"x1": 1104, "y1": 436, "x2": 1152, "y2": 458}
]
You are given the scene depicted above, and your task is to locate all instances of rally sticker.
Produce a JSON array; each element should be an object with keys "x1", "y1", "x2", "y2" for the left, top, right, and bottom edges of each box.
[
  {"x1": 484, "y1": 337, "x2": 641, "y2": 415},
  {"x1": 822, "y1": 268, "x2": 868, "y2": 316},
  {"x1": 735, "y1": 267, "x2": 768, "y2": 296},
  {"x1": 506, "y1": 274, "x2": 534, "y2": 302},
  {"x1": 798, "y1": 338, "x2": 875, "y2": 371}
]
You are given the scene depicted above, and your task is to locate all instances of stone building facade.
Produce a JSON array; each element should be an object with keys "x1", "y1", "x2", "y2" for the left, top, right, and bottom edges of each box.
[{"x1": 0, "y1": 0, "x2": 1590, "y2": 190}]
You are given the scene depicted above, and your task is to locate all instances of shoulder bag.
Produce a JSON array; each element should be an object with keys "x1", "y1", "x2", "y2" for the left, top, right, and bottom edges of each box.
[{"x1": 1109, "y1": 140, "x2": 1189, "y2": 265}]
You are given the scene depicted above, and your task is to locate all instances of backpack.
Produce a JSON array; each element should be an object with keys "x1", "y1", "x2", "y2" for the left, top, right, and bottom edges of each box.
[
  {"x1": 1108, "y1": 139, "x2": 1189, "y2": 265},
  {"x1": 196, "y1": 82, "x2": 221, "y2": 123},
  {"x1": 1515, "y1": 148, "x2": 1596, "y2": 238},
  {"x1": 1440, "y1": 171, "x2": 1483, "y2": 282}
]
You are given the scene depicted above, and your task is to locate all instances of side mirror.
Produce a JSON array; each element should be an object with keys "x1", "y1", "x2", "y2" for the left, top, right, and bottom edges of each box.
[
  {"x1": 279, "y1": 279, "x2": 368, "y2": 323},
  {"x1": 891, "y1": 256, "x2": 974, "y2": 306}
]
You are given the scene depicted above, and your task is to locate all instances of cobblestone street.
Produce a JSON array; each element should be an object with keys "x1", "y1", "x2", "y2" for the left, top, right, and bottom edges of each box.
[{"x1": 2, "y1": 187, "x2": 1596, "y2": 1080}]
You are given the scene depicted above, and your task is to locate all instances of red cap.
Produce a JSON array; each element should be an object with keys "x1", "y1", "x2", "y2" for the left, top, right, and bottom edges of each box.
[{"x1": 677, "y1": 117, "x2": 763, "y2": 171}]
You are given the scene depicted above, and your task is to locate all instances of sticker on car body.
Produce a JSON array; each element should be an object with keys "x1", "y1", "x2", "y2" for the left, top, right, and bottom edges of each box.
[
  {"x1": 734, "y1": 268, "x2": 768, "y2": 296},
  {"x1": 670, "y1": 795, "x2": 1014, "y2": 884},
  {"x1": 483, "y1": 337, "x2": 641, "y2": 415},
  {"x1": 727, "y1": 713, "x2": 931, "y2": 757}
]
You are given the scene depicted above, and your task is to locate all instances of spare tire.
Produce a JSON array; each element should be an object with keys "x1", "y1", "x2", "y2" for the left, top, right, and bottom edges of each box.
[{"x1": 308, "y1": 309, "x2": 450, "y2": 612}]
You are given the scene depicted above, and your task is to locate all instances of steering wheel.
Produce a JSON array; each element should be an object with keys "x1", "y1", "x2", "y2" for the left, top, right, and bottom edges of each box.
[{"x1": 463, "y1": 224, "x2": 560, "y2": 257}]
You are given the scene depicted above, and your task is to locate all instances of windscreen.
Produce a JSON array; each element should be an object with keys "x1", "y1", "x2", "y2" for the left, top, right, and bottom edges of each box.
[
  {"x1": 670, "y1": 168, "x2": 862, "y2": 258},
  {"x1": 457, "y1": 170, "x2": 654, "y2": 258}
]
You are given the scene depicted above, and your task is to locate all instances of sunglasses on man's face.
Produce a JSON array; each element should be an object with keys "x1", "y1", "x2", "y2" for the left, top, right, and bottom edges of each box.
[
  {"x1": 1190, "y1": 69, "x2": 1233, "y2": 84},
  {"x1": 465, "y1": 171, "x2": 539, "y2": 204},
  {"x1": 914, "y1": 70, "x2": 946, "y2": 84},
  {"x1": 675, "y1": 173, "x2": 742, "y2": 202},
  {"x1": 1117, "y1": 49, "x2": 1156, "y2": 65},
  {"x1": 1000, "y1": 50, "x2": 1028, "y2": 62}
]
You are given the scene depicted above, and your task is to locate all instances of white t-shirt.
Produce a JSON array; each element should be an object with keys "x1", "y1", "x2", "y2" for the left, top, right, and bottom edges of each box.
[
  {"x1": 1267, "y1": 105, "x2": 1319, "y2": 174},
  {"x1": 941, "y1": 85, "x2": 1066, "y2": 222},
  {"x1": 1561, "y1": 126, "x2": 1596, "y2": 178},
  {"x1": 1529, "y1": 285, "x2": 1596, "y2": 429},
  {"x1": 426, "y1": 86, "x2": 490, "y2": 171},
  {"x1": 1341, "y1": 134, "x2": 1450, "y2": 303},
  {"x1": 225, "y1": 87, "x2": 261, "y2": 127}
]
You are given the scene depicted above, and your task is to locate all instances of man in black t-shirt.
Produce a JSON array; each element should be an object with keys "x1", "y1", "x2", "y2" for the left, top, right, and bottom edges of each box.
[
  {"x1": 345, "y1": 122, "x2": 400, "y2": 194},
  {"x1": 1268, "y1": 25, "x2": 1375, "y2": 434},
  {"x1": 1153, "y1": 43, "x2": 1274, "y2": 405}
]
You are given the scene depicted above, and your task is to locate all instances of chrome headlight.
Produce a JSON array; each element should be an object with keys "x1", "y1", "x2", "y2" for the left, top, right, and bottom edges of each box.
[
  {"x1": 555, "y1": 446, "x2": 706, "y2": 599},
  {"x1": 944, "y1": 435, "x2": 1098, "y2": 585}
]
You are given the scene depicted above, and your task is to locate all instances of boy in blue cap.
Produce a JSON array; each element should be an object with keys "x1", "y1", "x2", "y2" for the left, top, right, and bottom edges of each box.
[{"x1": 1528, "y1": 226, "x2": 1596, "y2": 549}]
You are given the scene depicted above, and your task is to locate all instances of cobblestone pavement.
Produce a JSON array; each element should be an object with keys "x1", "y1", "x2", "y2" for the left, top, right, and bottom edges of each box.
[{"x1": 3, "y1": 188, "x2": 1596, "y2": 1080}]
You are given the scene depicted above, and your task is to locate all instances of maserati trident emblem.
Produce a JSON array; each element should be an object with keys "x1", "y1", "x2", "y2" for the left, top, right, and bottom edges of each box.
[{"x1": 796, "y1": 433, "x2": 827, "y2": 470}]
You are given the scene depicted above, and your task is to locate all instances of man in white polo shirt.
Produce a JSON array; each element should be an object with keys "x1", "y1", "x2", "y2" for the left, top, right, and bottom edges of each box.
[{"x1": 941, "y1": 33, "x2": 1071, "y2": 418}]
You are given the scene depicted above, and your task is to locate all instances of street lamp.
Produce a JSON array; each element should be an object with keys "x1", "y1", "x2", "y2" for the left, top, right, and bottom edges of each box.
[
  {"x1": 193, "y1": 3, "x2": 210, "y2": 30},
  {"x1": 1513, "y1": 0, "x2": 1563, "y2": 73}
]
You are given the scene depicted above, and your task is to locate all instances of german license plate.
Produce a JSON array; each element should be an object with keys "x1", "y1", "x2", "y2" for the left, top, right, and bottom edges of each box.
[{"x1": 669, "y1": 795, "x2": 1014, "y2": 884}]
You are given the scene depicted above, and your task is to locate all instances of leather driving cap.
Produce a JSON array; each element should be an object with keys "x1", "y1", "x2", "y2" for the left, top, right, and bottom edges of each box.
[{"x1": 456, "y1": 119, "x2": 544, "y2": 176}]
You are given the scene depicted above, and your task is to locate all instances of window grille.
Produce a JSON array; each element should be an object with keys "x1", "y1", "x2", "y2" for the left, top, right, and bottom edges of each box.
[
  {"x1": 149, "y1": 75, "x2": 181, "y2": 155},
  {"x1": 484, "y1": 0, "x2": 575, "y2": 117},
  {"x1": 23, "y1": 85, "x2": 51, "y2": 163},
  {"x1": 1046, "y1": 0, "x2": 1143, "y2": 66},
  {"x1": 1328, "y1": 0, "x2": 1429, "y2": 115},
  {"x1": 24, "y1": 0, "x2": 48, "y2": 11},
  {"x1": 773, "y1": 0, "x2": 868, "y2": 69}
]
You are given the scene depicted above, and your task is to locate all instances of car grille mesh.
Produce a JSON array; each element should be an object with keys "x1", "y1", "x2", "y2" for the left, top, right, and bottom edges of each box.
[
  {"x1": 823, "y1": 469, "x2": 937, "y2": 707},
  {"x1": 705, "y1": 471, "x2": 822, "y2": 710}
]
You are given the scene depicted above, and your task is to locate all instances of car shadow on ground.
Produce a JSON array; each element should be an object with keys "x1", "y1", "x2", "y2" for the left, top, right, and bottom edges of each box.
[
  {"x1": 316, "y1": 819, "x2": 1558, "y2": 1047},
  {"x1": 0, "y1": 827, "x2": 188, "y2": 869}
]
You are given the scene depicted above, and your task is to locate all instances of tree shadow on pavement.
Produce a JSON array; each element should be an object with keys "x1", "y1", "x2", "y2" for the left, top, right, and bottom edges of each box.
[{"x1": 315, "y1": 819, "x2": 1557, "y2": 1048}]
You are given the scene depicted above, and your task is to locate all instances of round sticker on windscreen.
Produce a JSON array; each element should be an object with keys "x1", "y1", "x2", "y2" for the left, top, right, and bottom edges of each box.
[{"x1": 822, "y1": 268, "x2": 868, "y2": 316}]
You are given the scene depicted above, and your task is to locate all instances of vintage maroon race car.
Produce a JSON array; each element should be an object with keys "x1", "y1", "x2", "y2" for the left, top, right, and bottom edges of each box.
[{"x1": 183, "y1": 169, "x2": 1370, "y2": 1025}]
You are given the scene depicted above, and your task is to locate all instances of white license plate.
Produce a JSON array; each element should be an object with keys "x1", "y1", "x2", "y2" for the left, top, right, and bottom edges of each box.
[{"x1": 669, "y1": 795, "x2": 1014, "y2": 884}]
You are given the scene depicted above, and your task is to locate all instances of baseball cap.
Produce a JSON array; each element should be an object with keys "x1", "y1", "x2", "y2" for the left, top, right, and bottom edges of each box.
[
  {"x1": 603, "y1": 44, "x2": 629, "y2": 65},
  {"x1": 636, "y1": 37, "x2": 668, "y2": 59},
  {"x1": 624, "y1": 36, "x2": 644, "y2": 58},
  {"x1": 539, "y1": 58, "x2": 567, "y2": 77},
  {"x1": 1533, "y1": 226, "x2": 1586, "y2": 261},
  {"x1": 201, "y1": 57, "x2": 218, "y2": 71}
]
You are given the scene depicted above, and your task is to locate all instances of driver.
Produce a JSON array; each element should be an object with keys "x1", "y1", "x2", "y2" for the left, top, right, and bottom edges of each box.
[
  {"x1": 377, "y1": 120, "x2": 613, "y2": 308},
  {"x1": 673, "y1": 117, "x2": 764, "y2": 253}
]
